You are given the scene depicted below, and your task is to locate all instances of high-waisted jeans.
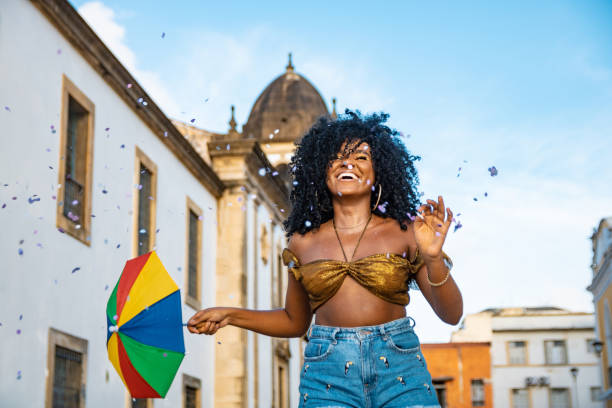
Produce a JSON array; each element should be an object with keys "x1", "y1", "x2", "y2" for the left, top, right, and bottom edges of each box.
[{"x1": 299, "y1": 316, "x2": 440, "y2": 408}]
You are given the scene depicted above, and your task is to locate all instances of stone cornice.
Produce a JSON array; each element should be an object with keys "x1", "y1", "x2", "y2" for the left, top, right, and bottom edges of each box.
[
  {"x1": 208, "y1": 139, "x2": 290, "y2": 217},
  {"x1": 31, "y1": 0, "x2": 224, "y2": 198}
]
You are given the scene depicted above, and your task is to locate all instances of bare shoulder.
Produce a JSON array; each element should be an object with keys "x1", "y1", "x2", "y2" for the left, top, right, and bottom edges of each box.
[
  {"x1": 287, "y1": 222, "x2": 330, "y2": 263},
  {"x1": 376, "y1": 216, "x2": 417, "y2": 255}
]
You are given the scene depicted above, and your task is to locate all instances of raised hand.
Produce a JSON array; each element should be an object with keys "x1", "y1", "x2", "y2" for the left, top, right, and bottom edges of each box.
[
  {"x1": 413, "y1": 195, "x2": 453, "y2": 259},
  {"x1": 187, "y1": 307, "x2": 232, "y2": 335}
]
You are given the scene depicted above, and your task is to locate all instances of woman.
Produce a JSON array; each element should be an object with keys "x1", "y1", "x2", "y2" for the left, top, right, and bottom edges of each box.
[{"x1": 188, "y1": 110, "x2": 463, "y2": 407}]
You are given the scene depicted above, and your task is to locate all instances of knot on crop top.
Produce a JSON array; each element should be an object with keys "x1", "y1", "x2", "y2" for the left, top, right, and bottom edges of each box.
[{"x1": 282, "y1": 248, "x2": 451, "y2": 312}]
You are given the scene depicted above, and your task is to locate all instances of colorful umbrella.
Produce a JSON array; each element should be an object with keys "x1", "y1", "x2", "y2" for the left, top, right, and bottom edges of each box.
[{"x1": 106, "y1": 251, "x2": 185, "y2": 398}]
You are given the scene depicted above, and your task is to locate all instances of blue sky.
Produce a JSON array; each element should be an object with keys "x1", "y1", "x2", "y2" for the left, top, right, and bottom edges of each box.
[{"x1": 70, "y1": 0, "x2": 612, "y2": 342}]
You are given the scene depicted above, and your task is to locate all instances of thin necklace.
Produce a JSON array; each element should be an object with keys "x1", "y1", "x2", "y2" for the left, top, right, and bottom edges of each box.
[
  {"x1": 333, "y1": 213, "x2": 373, "y2": 262},
  {"x1": 333, "y1": 217, "x2": 370, "y2": 229}
]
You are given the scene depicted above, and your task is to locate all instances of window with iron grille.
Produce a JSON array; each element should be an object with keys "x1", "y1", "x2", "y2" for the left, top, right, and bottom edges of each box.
[
  {"x1": 508, "y1": 341, "x2": 527, "y2": 365},
  {"x1": 52, "y1": 346, "x2": 83, "y2": 408},
  {"x1": 591, "y1": 386, "x2": 602, "y2": 401},
  {"x1": 511, "y1": 388, "x2": 529, "y2": 408},
  {"x1": 550, "y1": 388, "x2": 570, "y2": 408},
  {"x1": 545, "y1": 340, "x2": 567, "y2": 365},
  {"x1": 137, "y1": 164, "x2": 152, "y2": 256},
  {"x1": 131, "y1": 398, "x2": 149, "y2": 408},
  {"x1": 183, "y1": 374, "x2": 201, "y2": 408},
  {"x1": 57, "y1": 76, "x2": 94, "y2": 245},
  {"x1": 471, "y1": 379, "x2": 485, "y2": 406}
]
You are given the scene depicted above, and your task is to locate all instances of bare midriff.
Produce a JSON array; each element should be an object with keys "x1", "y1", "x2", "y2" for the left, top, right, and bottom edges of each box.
[{"x1": 314, "y1": 276, "x2": 406, "y2": 327}]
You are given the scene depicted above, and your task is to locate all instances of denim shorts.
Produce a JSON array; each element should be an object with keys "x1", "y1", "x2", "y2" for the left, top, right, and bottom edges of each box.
[{"x1": 299, "y1": 316, "x2": 440, "y2": 408}]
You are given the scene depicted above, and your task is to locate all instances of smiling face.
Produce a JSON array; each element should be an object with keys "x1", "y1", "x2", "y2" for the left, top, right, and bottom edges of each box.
[{"x1": 326, "y1": 140, "x2": 375, "y2": 198}]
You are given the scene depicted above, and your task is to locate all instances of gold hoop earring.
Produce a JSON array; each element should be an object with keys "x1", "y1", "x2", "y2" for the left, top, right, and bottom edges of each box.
[{"x1": 372, "y1": 184, "x2": 382, "y2": 211}]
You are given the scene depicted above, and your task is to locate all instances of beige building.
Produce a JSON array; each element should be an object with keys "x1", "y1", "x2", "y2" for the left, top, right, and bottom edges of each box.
[
  {"x1": 0, "y1": 0, "x2": 334, "y2": 407},
  {"x1": 588, "y1": 217, "x2": 612, "y2": 406}
]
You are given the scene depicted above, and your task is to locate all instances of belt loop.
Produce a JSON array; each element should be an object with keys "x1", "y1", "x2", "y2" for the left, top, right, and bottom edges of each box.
[
  {"x1": 380, "y1": 324, "x2": 388, "y2": 341},
  {"x1": 408, "y1": 316, "x2": 416, "y2": 328},
  {"x1": 307, "y1": 325, "x2": 313, "y2": 339},
  {"x1": 331, "y1": 328, "x2": 339, "y2": 344}
]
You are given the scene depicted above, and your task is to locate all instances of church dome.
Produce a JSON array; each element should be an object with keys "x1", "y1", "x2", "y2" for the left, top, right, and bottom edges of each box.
[{"x1": 243, "y1": 54, "x2": 329, "y2": 142}]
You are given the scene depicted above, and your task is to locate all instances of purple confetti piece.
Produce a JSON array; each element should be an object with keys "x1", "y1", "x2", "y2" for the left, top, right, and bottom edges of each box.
[
  {"x1": 71, "y1": 267, "x2": 80, "y2": 274},
  {"x1": 127, "y1": 83, "x2": 132, "y2": 89},
  {"x1": 12, "y1": 196, "x2": 17, "y2": 200},
  {"x1": 488, "y1": 166, "x2": 498, "y2": 177},
  {"x1": 190, "y1": 118, "x2": 196, "y2": 123},
  {"x1": 484, "y1": 192, "x2": 488, "y2": 197},
  {"x1": 104, "y1": 285, "x2": 109, "y2": 291},
  {"x1": 58, "y1": 227, "x2": 65, "y2": 233},
  {"x1": 454, "y1": 221, "x2": 463, "y2": 233},
  {"x1": 4, "y1": 106, "x2": 11, "y2": 112},
  {"x1": 116, "y1": 244, "x2": 121, "y2": 249},
  {"x1": 16, "y1": 370, "x2": 22, "y2": 380},
  {"x1": 19, "y1": 314, "x2": 23, "y2": 320},
  {"x1": 2, "y1": 203, "x2": 6, "y2": 209},
  {"x1": 120, "y1": 144, "x2": 125, "y2": 149},
  {"x1": 161, "y1": 32, "x2": 166, "y2": 39},
  {"x1": 435, "y1": 231, "x2": 441, "y2": 236},
  {"x1": 105, "y1": 127, "x2": 110, "y2": 131},
  {"x1": 16, "y1": 329, "x2": 21, "y2": 335},
  {"x1": 102, "y1": 189, "x2": 108, "y2": 194},
  {"x1": 18, "y1": 248, "x2": 23, "y2": 256}
]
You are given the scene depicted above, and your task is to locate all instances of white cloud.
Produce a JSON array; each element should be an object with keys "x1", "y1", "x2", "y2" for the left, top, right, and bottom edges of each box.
[{"x1": 77, "y1": 2, "x2": 180, "y2": 116}]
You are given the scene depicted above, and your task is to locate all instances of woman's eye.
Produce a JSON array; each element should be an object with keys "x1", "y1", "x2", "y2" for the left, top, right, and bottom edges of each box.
[{"x1": 357, "y1": 156, "x2": 368, "y2": 160}]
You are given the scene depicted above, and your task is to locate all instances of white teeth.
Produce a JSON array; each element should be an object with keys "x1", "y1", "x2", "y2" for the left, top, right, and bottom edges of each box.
[{"x1": 337, "y1": 172, "x2": 358, "y2": 180}]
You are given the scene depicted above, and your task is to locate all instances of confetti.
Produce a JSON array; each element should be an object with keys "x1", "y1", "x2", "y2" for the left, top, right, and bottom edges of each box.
[
  {"x1": 16, "y1": 329, "x2": 21, "y2": 335},
  {"x1": 2, "y1": 204, "x2": 6, "y2": 209},
  {"x1": 161, "y1": 32, "x2": 166, "y2": 39},
  {"x1": 274, "y1": 129, "x2": 279, "y2": 134},
  {"x1": 116, "y1": 244, "x2": 121, "y2": 249},
  {"x1": 338, "y1": 192, "x2": 343, "y2": 196},
  {"x1": 484, "y1": 192, "x2": 488, "y2": 197},
  {"x1": 190, "y1": 118, "x2": 196, "y2": 123},
  {"x1": 473, "y1": 197, "x2": 478, "y2": 201},
  {"x1": 120, "y1": 144, "x2": 125, "y2": 149},
  {"x1": 4, "y1": 106, "x2": 11, "y2": 112},
  {"x1": 102, "y1": 189, "x2": 108, "y2": 194},
  {"x1": 305, "y1": 220, "x2": 312, "y2": 227},
  {"x1": 16, "y1": 370, "x2": 22, "y2": 380},
  {"x1": 258, "y1": 168, "x2": 266, "y2": 176},
  {"x1": 139, "y1": 228, "x2": 146, "y2": 234},
  {"x1": 19, "y1": 314, "x2": 23, "y2": 320},
  {"x1": 71, "y1": 267, "x2": 80, "y2": 274},
  {"x1": 292, "y1": 181, "x2": 298, "y2": 186},
  {"x1": 127, "y1": 83, "x2": 132, "y2": 88},
  {"x1": 50, "y1": 125, "x2": 56, "y2": 134},
  {"x1": 104, "y1": 285, "x2": 109, "y2": 291},
  {"x1": 18, "y1": 248, "x2": 23, "y2": 256},
  {"x1": 272, "y1": 171, "x2": 279, "y2": 176},
  {"x1": 28, "y1": 196, "x2": 40, "y2": 204},
  {"x1": 453, "y1": 221, "x2": 463, "y2": 233},
  {"x1": 488, "y1": 166, "x2": 498, "y2": 176}
]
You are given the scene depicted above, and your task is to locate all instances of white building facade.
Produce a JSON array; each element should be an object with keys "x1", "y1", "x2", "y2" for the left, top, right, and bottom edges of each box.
[
  {"x1": 0, "y1": 1, "x2": 302, "y2": 407},
  {"x1": 453, "y1": 307, "x2": 602, "y2": 408}
]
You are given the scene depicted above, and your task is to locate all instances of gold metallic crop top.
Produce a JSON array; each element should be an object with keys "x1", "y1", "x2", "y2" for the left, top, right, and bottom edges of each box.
[{"x1": 282, "y1": 248, "x2": 439, "y2": 312}]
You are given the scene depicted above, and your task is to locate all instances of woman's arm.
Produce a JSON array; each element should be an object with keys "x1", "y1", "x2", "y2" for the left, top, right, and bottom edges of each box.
[
  {"x1": 414, "y1": 256, "x2": 463, "y2": 325},
  {"x1": 188, "y1": 239, "x2": 313, "y2": 337}
]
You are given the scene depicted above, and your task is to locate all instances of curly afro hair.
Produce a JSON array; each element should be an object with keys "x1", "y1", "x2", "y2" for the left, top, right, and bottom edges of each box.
[{"x1": 283, "y1": 109, "x2": 422, "y2": 237}]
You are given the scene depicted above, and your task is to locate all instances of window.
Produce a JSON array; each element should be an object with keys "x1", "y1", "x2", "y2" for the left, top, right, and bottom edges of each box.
[
  {"x1": 471, "y1": 379, "x2": 485, "y2": 406},
  {"x1": 45, "y1": 328, "x2": 88, "y2": 408},
  {"x1": 133, "y1": 147, "x2": 157, "y2": 257},
  {"x1": 273, "y1": 342, "x2": 290, "y2": 408},
  {"x1": 550, "y1": 388, "x2": 570, "y2": 408},
  {"x1": 545, "y1": 340, "x2": 568, "y2": 365},
  {"x1": 130, "y1": 398, "x2": 151, "y2": 408},
  {"x1": 433, "y1": 381, "x2": 448, "y2": 408},
  {"x1": 591, "y1": 386, "x2": 602, "y2": 401},
  {"x1": 508, "y1": 341, "x2": 527, "y2": 365},
  {"x1": 511, "y1": 388, "x2": 529, "y2": 408},
  {"x1": 57, "y1": 75, "x2": 95, "y2": 245},
  {"x1": 185, "y1": 197, "x2": 202, "y2": 309},
  {"x1": 183, "y1": 374, "x2": 201, "y2": 408},
  {"x1": 586, "y1": 338, "x2": 596, "y2": 353}
]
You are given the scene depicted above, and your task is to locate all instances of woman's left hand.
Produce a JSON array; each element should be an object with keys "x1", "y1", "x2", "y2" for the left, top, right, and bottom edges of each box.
[{"x1": 413, "y1": 195, "x2": 453, "y2": 259}]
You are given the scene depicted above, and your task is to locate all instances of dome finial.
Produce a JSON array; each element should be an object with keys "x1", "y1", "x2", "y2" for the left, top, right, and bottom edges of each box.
[
  {"x1": 286, "y1": 52, "x2": 294, "y2": 72},
  {"x1": 331, "y1": 97, "x2": 337, "y2": 119},
  {"x1": 228, "y1": 105, "x2": 238, "y2": 135}
]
